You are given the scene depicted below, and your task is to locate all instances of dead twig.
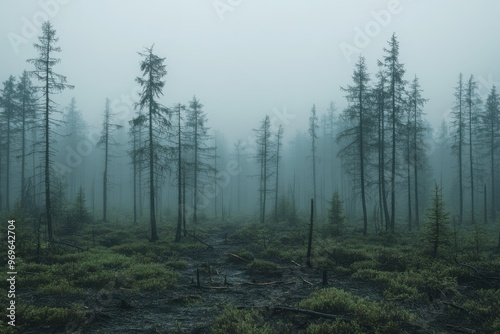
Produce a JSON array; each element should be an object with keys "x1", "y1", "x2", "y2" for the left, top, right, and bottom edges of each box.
[{"x1": 227, "y1": 253, "x2": 251, "y2": 263}]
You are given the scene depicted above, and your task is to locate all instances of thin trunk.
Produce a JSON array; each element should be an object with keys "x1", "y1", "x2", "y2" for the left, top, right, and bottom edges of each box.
[
  {"x1": 193, "y1": 108, "x2": 198, "y2": 227},
  {"x1": 182, "y1": 169, "x2": 187, "y2": 237},
  {"x1": 6, "y1": 108, "x2": 10, "y2": 211},
  {"x1": 306, "y1": 199, "x2": 314, "y2": 267},
  {"x1": 390, "y1": 63, "x2": 396, "y2": 233},
  {"x1": 176, "y1": 105, "x2": 182, "y2": 242},
  {"x1": 458, "y1": 78, "x2": 464, "y2": 225},
  {"x1": 359, "y1": 88, "x2": 368, "y2": 236},
  {"x1": 469, "y1": 88, "x2": 475, "y2": 224},
  {"x1": 492, "y1": 122, "x2": 496, "y2": 220},
  {"x1": 262, "y1": 125, "x2": 267, "y2": 224},
  {"x1": 274, "y1": 129, "x2": 281, "y2": 222},
  {"x1": 407, "y1": 111, "x2": 412, "y2": 231},
  {"x1": 413, "y1": 100, "x2": 420, "y2": 229},
  {"x1": 148, "y1": 59, "x2": 157, "y2": 241},
  {"x1": 484, "y1": 184, "x2": 488, "y2": 225},
  {"x1": 103, "y1": 116, "x2": 109, "y2": 222},
  {"x1": 45, "y1": 44, "x2": 53, "y2": 241},
  {"x1": 21, "y1": 98, "x2": 26, "y2": 209}
]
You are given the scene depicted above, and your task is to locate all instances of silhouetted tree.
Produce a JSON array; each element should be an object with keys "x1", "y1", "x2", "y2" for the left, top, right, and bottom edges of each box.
[
  {"x1": 309, "y1": 104, "x2": 319, "y2": 217},
  {"x1": 328, "y1": 191, "x2": 346, "y2": 236},
  {"x1": 27, "y1": 21, "x2": 73, "y2": 241},
  {"x1": 173, "y1": 103, "x2": 186, "y2": 242},
  {"x1": 97, "y1": 98, "x2": 123, "y2": 222},
  {"x1": 465, "y1": 75, "x2": 482, "y2": 224},
  {"x1": 482, "y1": 86, "x2": 500, "y2": 220},
  {"x1": 61, "y1": 98, "x2": 87, "y2": 198},
  {"x1": 406, "y1": 75, "x2": 428, "y2": 230},
  {"x1": 425, "y1": 183, "x2": 450, "y2": 258},
  {"x1": 274, "y1": 125, "x2": 283, "y2": 222},
  {"x1": 451, "y1": 73, "x2": 465, "y2": 226},
  {"x1": 16, "y1": 71, "x2": 37, "y2": 210},
  {"x1": 133, "y1": 45, "x2": 169, "y2": 242},
  {"x1": 378, "y1": 33, "x2": 406, "y2": 232},
  {"x1": 185, "y1": 96, "x2": 215, "y2": 228},
  {"x1": 254, "y1": 115, "x2": 273, "y2": 224},
  {"x1": 337, "y1": 56, "x2": 371, "y2": 235},
  {"x1": 0, "y1": 75, "x2": 17, "y2": 212},
  {"x1": 374, "y1": 71, "x2": 391, "y2": 230}
]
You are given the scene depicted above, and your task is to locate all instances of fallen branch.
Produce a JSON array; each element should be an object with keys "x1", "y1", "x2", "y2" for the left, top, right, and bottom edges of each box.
[
  {"x1": 186, "y1": 232, "x2": 213, "y2": 249},
  {"x1": 241, "y1": 280, "x2": 285, "y2": 286},
  {"x1": 50, "y1": 239, "x2": 87, "y2": 251},
  {"x1": 301, "y1": 277, "x2": 313, "y2": 286},
  {"x1": 271, "y1": 306, "x2": 350, "y2": 321},
  {"x1": 228, "y1": 253, "x2": 251, "y2": 263},
  {"x1": 445, "y1": 324, "x2": 475, "y2": 334}
]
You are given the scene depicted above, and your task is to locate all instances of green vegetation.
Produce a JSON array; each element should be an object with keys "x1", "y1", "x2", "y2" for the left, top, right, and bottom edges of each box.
[
  {"x1": 299, "y1": 288, "x2": 417, "y2": 333},
  {"x1": 328, "y1": 191, "x2": 346, "y2": 236},
  {"x1": 211, "y1": 306, "x2": 275, "y2": 334}
]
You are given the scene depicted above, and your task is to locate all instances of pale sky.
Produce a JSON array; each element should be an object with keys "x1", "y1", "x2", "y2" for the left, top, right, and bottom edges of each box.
[{"x1": 1, "y1": 0, "x2": 499, "y2": 144}]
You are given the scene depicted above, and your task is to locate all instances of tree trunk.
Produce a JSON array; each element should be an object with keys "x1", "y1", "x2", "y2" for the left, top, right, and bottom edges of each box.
[
  {"x1": 45, "y1": 46, "x2": 53, "y2": 241},
  {"x1": 306, "y1": 199, "x2": 314, "y2": 267},
  {"x1": 469, "y1": 91, "x2": 475, "y2": 224},
  {"x1": 176, "y1": 105, "x2": 182, "y2": 242},
  {"x1": 359, "y1": 91, "x2": 368, "y2": 236},
  {"x1": 148, "y1": 62, "x2": 157, "y2": 241}
]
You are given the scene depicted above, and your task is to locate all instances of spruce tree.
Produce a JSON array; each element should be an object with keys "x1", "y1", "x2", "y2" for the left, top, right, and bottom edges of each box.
[
  {"x1": 133, "y1": 45, "x2": 170, "y2": 242},
  {"x1": 27, "y1": 21, "x2": 73, "y2": 241},
  {"x1": 425, "y1": 183, "x2": 451, "y2": 258}
]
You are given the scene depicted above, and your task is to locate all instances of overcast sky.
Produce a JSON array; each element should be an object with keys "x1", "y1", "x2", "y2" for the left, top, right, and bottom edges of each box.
[{"x1": 1, "y1": 0, "x2": 499, "y2": 144}]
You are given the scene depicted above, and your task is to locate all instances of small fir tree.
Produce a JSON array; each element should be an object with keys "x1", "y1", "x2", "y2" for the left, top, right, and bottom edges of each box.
[
  {"x1": 425, "y1": 183, "x2": 451, "y2": 258},
  {"x1": 328, "y1": 191, "x2": 346, "y2": 236}
]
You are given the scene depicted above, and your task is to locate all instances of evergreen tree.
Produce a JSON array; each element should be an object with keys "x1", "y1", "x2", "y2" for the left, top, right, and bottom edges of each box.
[
  {"x1": 254, "y1": 115, "x2": 274, "y2": 224},
  {"x1": 61, "y1": 98, "x2": 87, "y2": 197},
  {"x1": 337, "y1": 56, "x2": 372, "y2": 235},
  {"x1": 133, "y1": 45, "x2": 170, "y2": 242},
  {"x1": 97, "y1": 98, "x2": 123, "y2": 222},
  {"x1": 328, "y1": 191, "x2": 346, "y2": 236},
  {"x1": 451, "y1": 73, "x2": 465, "y2": 226},
  {"x1": 16, "y1": 71, "x2": 38, "y2": 210},
  {"x1": 482, "y1": 86, "x2": 500, "y2": 220},
  {"x1": 309, "y1": 104, "x2": 319, "y2": 218},
  {"x1": 274, "y1": 125, "x2": 283, "y2": 222},
  {"x1": 27, "y1": 21, "x2": 73, "y2": 241},
  {"x1": 185, "y1": 96, "x2": 215, "y2": 228},
  {"x1": 425, "y1": 183, "x2": 451, "y2": 258},
  {"x1": 0, "y1": 75, "x2": 18, "y2": 212},
  {"x1": 406, "y1": 75, "x2": 428, "y2": 230},
  {"x1": 465, "y1": 75, "x2": 482, "y2": 224},
  {"x1": 378, "y1": 33, "x2": 406, "y2": 233}
]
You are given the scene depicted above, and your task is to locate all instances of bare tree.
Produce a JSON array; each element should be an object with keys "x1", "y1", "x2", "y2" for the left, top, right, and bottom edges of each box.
[{"x1": 309, "y1": 104, "x2": 319, "y2": 217}]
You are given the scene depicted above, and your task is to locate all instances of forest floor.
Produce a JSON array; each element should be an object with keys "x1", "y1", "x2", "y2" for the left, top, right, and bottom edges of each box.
[{"x1": 2, "y1": 217, "x2": 500, "y2": 333}]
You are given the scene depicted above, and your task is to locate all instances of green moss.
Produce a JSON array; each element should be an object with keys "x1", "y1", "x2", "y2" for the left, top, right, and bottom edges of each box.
[
  {"x1": 306, "y1": 320, "x2": 364, "y2": 334},
  {"x1": 37, "y1": 278, "x2": 85, "y2": 296},
  {"x1": 165, "y1": 258, "x2": 189, "y2": 269},
  {"x1": 248, "y1": 259, "x2": 279, "y2": 271},
  {"x1": 299, "y1": 288, "x2": 416, "y2": 333},
  {"x1": 211, "y1": 306, "x2": 275, "y2": 334}
]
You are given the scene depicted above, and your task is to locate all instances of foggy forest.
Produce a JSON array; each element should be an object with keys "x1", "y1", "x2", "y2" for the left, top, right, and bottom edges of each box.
[{"x1": 1, "y1": 1, "x2": 500, "y2": 333}]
